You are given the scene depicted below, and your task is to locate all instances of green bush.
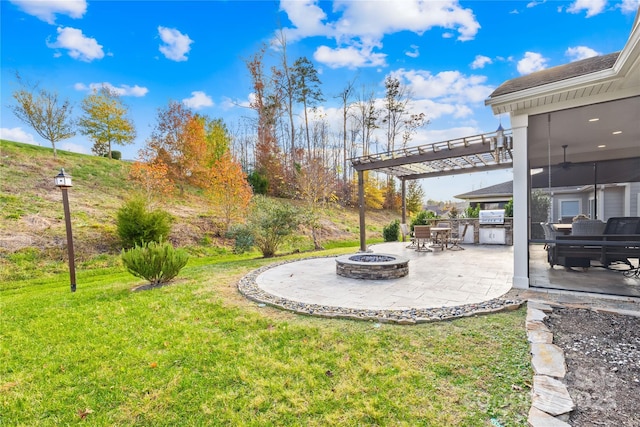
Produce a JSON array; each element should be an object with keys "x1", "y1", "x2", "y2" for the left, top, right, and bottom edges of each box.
[
  {"x1": 247, "y1": 171, "x2": 268, "y2": 195},
  {"x1": 247, "y1": 195, "x2": 301, "y2": 257},
  {"x1": 116, "y1": 196, "x2": 172, "y2": 249},
  {"x1": 410, "y1": 210, "x2": 438, "y2": 230},
  {"x1": 102, "y1": 150, "x2": 121, "y2": 160},
  {"x1": 382, "y1": 219, "x2": 400, "y2": 242},
  {"x1": 464, "y1": 205, "x2": 480, "y2": 218},
  {"x1": 121, "y1": 240, "x2": 189, "y2": 286},
  {"x1": 226, "y1": 225, "x2": 255, "y2": 254},
  {"x1": 504, "y1": 199, "x2": 513, "y2": 217}
]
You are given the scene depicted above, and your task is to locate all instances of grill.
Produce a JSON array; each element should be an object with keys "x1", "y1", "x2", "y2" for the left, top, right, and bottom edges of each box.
[{"x1": 479, "y1": 209, "x2": 505, "y2": 224}]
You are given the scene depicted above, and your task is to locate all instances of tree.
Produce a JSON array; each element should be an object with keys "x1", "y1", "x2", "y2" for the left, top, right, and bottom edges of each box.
[
  {"x1": 10, "y1": 73, "x2": 75, "y2": 158},
  {"x1": 405, "y1": 180, "x2": 425, "y2": 216},
  {"x1": 296, "y1": 157, "x2": 337, "y2": 250},
  {"x1": 245, "y1": 196, "x2": 302, "y2": 258},
  {"x1": 142, "y1": 101, "x2": 208, "y2": 192},
  {"x1": 207, "y1": 151, "x2": 253, "y2": 231},
  {"x1": 128, "y1": 161, "x2": 173, "y2": 202},
  {"x1": 354, "y1": 85, "x2": 379, "y2": 156},
  {"x1": 381, "y1": 76, "x2": 410, "y2": 153},
  {"x1": 336, "y1": 79, "x2": 356, "y2": 188},
  {"x1": 77, "y1": 86, "x2": 136, "y2": 158},
  {"x1": 293, "y1": 57, "x2": 324, "y2": 161},
  {"x1": 246, "y1": 45, "x2": 285, "y2": 196}
]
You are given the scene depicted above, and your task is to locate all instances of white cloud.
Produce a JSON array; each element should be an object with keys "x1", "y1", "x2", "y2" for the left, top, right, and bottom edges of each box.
[
  {"x1": 565, "y1": 46, "x2": 600, "y2": 61},
  {"x1": 405, "y1": 45, "x2": 420, "y2": 58},
  {"x1": 0, "y1": 127, "x2": 38, "y2": 145},
  {"x1": 74, "y1": 82, "x2": 148, "y2": 97},
  {"x1": 392, "y1": 69, "x2": 494, "y2": 104},
  {"x1": 526, "y1": 1, "x2": 545, "y2": 8},
  {"x1": 517, "y1": 52, "x2": 548, "y2": 75},
  {"x1": 619, "y1": 0, "x2": 640, "y2": 13},
  {"x1": 280, "y1": 0, "x2": 480, "y2": 69},
  {"x1": 158, "y1": 26, "x2": 193, "y2": 62},
  {"x1": 60, "y1": 141, "x2": 90, "y2": 155},
  {"x1": 566, "y1": 0, "x2": 607, "y2": 17},
  {"x1": 182, "y1": 91, "x2": 214, "y2": 109},
  {"x1": 470, "y1": 55, "x2": 492, "y2": 69},
  {"x1": 314, "y1": 44, "x2": 386, "y2": 69},
  {"x1": 46, "y1": 27, "x2": 104, "y2": 62},
  {"x1": 10, "y1": 0, "x2": 86, "y2": 24}
]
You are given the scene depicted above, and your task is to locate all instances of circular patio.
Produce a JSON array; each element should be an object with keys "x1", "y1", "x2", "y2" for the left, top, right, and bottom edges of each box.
[{"x1": 238, "y1": 242, "x2": 522, "y2": 323}]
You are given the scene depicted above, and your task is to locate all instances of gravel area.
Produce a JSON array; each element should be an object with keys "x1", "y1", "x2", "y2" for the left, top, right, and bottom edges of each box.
[{"x1": 545, "y1": 307, "x2": 640, "y2": 426}]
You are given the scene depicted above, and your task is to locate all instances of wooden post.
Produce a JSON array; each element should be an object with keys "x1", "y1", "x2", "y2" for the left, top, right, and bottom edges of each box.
[
  {"x1": 358, "y1": 170, "x2": 366, "y2": 252},
  {"x1": 401, "y1": 178, "x2": 407, "y2": 241}
]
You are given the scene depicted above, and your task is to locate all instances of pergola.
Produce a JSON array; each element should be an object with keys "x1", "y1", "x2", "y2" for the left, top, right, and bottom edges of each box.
[{"x1": 350, "y1": 127, "x2": 514, "y2": 252}]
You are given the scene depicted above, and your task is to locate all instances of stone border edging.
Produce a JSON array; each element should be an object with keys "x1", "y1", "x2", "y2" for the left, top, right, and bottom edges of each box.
[
  {"x1": 237, "y1": 255, "x2": 524, "y2": 324},
  {"x1": 526, "y1": 301, "x2": 575, "y2": 427}
]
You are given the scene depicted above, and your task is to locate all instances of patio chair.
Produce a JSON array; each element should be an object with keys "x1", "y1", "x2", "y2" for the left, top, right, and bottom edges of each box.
[
  {"x1": 400, "y1": 223, "x2": 416, "y2": 248},
  {"x1": 571, "y1": 220, "x2": 605, "y2": 236},
  {"x1": 448, "y1": 223, "x2": 469, "y2": 251},
  {"x1": 413, "y1": 225, "x2": 432, "y2": 252}
]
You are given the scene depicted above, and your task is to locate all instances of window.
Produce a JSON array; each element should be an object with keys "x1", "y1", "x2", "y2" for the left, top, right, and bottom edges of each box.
[{"x1": 560, "y1": 199, "x2": 580, "y2": 218}]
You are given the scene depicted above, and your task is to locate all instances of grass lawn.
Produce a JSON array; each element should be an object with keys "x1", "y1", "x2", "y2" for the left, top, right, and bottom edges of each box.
[{"x1": 1, "y1": 249, "x2": 531, "y2": 426}]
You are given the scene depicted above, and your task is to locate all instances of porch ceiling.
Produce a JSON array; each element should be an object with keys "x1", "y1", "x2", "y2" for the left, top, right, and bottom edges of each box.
[
  {"x1": 527, "y1": 95, "x2": 640, "y2": 169},
  {"x1": 349, "y1": 129, "x2": 514, "y2": 180}
]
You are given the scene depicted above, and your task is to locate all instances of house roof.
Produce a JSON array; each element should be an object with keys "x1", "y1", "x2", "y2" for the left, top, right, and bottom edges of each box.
[
  {"x1": 488, "y1": 52, "x2": 620, "y2": 98},
  {"x1": 455, "y1": 181, "x2": 513, "y2": 200}
]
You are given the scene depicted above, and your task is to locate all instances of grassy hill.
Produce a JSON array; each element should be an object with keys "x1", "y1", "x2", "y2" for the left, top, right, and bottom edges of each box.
[{"x1": 0, "y1": 139, "x2": 397, "y2": 280}]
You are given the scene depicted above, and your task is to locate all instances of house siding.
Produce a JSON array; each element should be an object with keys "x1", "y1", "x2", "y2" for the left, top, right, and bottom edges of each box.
[
  {"x1": 630, "y1": 182, "x2": 640, "y2": 216},
  {"x1": 603, "y1": 186, "x2": 625, "y2": 219}
]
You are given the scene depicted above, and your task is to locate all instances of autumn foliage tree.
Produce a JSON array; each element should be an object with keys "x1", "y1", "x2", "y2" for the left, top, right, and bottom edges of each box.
[
  {"x1": 296, "y1": 158, "x2": 337, "y2": 250},
  {"x1": 128, "y1": 161, "x2": 173, "y2": 202},
  {"x1": 142, "y1": 101, "x2": 208, "y2": 192},
  {"x1": 207, "y1": 151, "x2": 253, "y2": 231},
  {"x1": 77, "y1": 86, "x2": 136, "y2": 158}
]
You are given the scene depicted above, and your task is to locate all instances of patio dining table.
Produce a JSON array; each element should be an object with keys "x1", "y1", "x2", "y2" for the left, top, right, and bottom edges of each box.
[{"x1": 430, "y1": 227, "x2": 451, "y2": 250}]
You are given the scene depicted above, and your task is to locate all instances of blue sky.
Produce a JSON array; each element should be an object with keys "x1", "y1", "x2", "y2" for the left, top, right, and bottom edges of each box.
[{"x1": 1, "y1": 0, "x2": 638, "y2": 200}]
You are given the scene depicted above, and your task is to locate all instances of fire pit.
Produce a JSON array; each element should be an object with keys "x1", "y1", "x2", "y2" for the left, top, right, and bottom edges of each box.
[{"x1": 336, "y1": 253, "x2": 409, "y2": 280}]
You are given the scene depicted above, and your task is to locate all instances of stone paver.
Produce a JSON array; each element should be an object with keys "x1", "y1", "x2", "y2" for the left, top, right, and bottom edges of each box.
[
  {"x1": 530, "y1": 343, "x2": 567, "y2": 378},
  {"x1": 528, "y1": 407, "x2": 571, "y2": 427},
  {"x1": 532, "y1": 375, "x2": 575, "y2": 416}
]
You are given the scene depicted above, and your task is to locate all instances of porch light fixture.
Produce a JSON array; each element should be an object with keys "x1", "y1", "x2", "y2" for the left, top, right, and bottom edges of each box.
[
  {"x1": 588, "y1": 118, "x2": 599, "y2": 122},
  {"x1": 54, "y1": 168, "x2": 76, "y2": 292},
  {"x1": 612, "y1": 131, "x2": 622, "y2": 135},
  {"x1": 598, "y1": 145, "x2": 606, "y2": 148}
]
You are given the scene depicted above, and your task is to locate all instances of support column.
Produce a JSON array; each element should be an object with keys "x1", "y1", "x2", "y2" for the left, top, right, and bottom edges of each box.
[
  {"x1": 401, "y1": 178, "x2": 407, "y2": 241},
  {"x1": 511, "y1": 114, "x2": 530, "y2": 289},
  {"x1": 358, "y1": 170, "x2": 367, "y2": 252}
]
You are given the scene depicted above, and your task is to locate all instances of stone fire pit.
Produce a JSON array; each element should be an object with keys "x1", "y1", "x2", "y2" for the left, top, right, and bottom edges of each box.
[{"x1": 335, "y1": 253, "x2": 409, "y2": 280}]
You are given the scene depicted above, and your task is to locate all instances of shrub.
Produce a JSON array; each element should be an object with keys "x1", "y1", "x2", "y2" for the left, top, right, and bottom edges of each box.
[
  {"x1": 247, "y1": 195, "x2": 301, "y2": 257},
  {"x1": 102, "y1": 151, "x2": 121, "y2": 160},
  {"x1": 504, "y1": 199, "x2": 513, "y2": 217},
  {"x1": 116, "y1": 196, "x2": 172, "y2": 249},
  {"x1": 247, "y1": 171, "x2": 268, "y2": 195},
  {"x1": 121, "y1": 240, "x2": 189, "y2": 286},
  {"x1": 226, "y1": 225, "x2": 255, "y2": 254},
  {"x1": 410, "y1": 210, "x2": 438, "y2": 230},
  {"x1": 383, "y1": 219, "x2": 400, "y2": 242},
  {"x1": 464, "y1": 205, "x2": 480, "y2": 218}
]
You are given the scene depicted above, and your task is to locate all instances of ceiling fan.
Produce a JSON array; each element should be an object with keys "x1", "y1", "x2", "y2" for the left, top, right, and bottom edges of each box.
[{"x1": 559, "y1": 144, "x2": 573, "y2": 170}]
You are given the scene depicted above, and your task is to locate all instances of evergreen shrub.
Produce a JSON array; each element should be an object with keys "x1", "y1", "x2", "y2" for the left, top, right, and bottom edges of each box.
[
  {"x1": 121, "y1": 240, "x2": 189, "y2": 285},
  {"x1": 383, "y1": 219, "x2": 400, "y2": 242},
  {"x1": 116, "y1": 196, "x2": 172, "y2": 249}
]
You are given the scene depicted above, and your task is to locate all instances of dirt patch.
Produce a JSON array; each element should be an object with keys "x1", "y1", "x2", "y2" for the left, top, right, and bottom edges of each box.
[{"x1": 545, "y1": 308, "x2": 640, "y2": 426}]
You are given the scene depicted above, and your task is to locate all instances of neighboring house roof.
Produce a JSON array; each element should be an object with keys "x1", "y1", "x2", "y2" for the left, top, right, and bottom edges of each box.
[
  {"x1": 455, "y1": 181, "x2": 513, "y2": 200},
  {"x1": 489, "y1": 52, "x2": 620, "y2": 98}
]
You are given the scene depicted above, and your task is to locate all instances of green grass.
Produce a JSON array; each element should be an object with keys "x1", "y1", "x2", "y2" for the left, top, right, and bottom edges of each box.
[{"x1": 1, "y1": 250, "x2": 531, "y2": 426}]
